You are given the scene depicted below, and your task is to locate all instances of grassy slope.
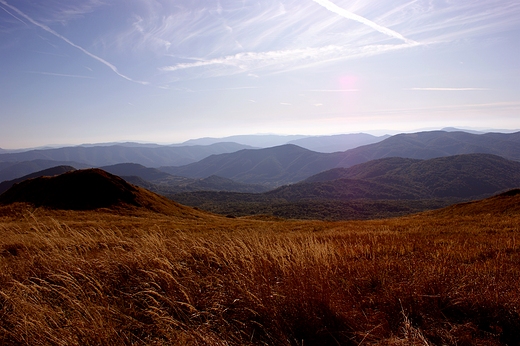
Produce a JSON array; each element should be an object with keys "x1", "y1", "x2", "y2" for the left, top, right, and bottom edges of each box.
[{"x1": 1, "y1": 193, "x2": 520, "y2": 345}]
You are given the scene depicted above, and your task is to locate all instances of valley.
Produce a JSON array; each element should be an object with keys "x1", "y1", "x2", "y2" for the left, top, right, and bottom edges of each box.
[
  {"x1": 0, "y1": 129, "x2": 519, "y2": 345},
  {"x1": 1, "y1": 130, "x2": 519, "y2": 221}
]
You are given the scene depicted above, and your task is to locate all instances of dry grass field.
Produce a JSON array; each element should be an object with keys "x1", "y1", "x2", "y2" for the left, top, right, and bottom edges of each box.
[{"x1": 1, "y1": 191, "x2": 520, "y2": 345}]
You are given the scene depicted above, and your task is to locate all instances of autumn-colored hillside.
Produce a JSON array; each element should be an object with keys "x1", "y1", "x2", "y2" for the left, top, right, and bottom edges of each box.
[{"x1": 1, "y1": 189, "x2": 519, "y2": 345}]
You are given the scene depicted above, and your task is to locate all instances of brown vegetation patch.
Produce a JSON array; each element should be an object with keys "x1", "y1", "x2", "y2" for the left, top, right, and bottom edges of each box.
[
  {"x1": 0, "y1": 192, "x2": 519, "y2": 345},
  {"x1": 423, "y1": 188, "x2": 520, "y2": 218}
]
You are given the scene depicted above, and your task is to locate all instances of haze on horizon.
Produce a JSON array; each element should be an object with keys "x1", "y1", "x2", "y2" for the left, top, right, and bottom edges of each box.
[{"x1": 1, "y1": 0, "x2": 519, "y2": 149}]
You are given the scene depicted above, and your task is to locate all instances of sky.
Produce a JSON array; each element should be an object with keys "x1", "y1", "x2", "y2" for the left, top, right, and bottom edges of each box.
[{"x1": 0, "y1": 0, "x2": 519, "y2": 149}]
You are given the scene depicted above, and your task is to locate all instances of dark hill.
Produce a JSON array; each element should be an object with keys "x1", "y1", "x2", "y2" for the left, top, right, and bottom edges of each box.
[
  {"x1": 161, "y1": 144, "x2": 343, "y2": 187},
  {"x1": 304, "y1": 157, "x2": 421, "y2": 183},
  {"x1": 0, "y1": 165, "x2": 76, "y2": 195},
  {"x1": 288, "y1": 154, "x2": 520, "y2": 200},
  {"x1": 0, "y1": 169, "x2": 202, "y2": 215}
]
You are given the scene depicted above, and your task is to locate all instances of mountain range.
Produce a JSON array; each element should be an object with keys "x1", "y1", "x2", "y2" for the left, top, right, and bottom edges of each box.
[
  {"x1": 0, "y1": 142, "x2": 253, "y2": 168},
  {"x1": 170, "y1": 153, "x2": 520, "y2": 220},
  {"x1": 1, "y1": 130, "x2": 519, "y2": 202},
  {"x1": 0, "y1": 132, "x2": 391, "y2": 183},
  {"x1": 287, "y1": 133, "x2": 390, "y2": 152},
  {"x1": 160, "y1": 144, "x2": 340, "y2": 187},
  {"x1": 181, "y1": 133, "x2": 389, "y2": 152},
  {"x1": 161, "y1": 131, "x2": 520, "y2": 187}
]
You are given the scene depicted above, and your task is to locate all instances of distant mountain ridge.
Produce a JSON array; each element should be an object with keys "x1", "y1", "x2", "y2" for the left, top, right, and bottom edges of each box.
[
  {"x1": 288, "y1": 133, "x2": 390, "y2": 152},
  {"x1": 181, "y1": 134, "x2": 307, "y2": 147},
  {"x1": 0, "y1": 142, "x2": 253, "y2": 168},
  {"x1": 335, "y1": 131, "x2": 520, "y2": 166},
  {"x1": 181, "y1": 133, "x2": 389, "y2": 152},
  {"x1": 163, "y1": 131, "x2": 520, "y2": 187},
  {"x1": 0, "y1": 160, "x2": 89, "y2": 183},
  {"x1": 2, "y1": 130, "x2": 519, "y2": 190}
]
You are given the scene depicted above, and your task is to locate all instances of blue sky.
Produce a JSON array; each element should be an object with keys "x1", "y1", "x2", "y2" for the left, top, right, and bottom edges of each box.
[{"x1": 1, "y1": 0, "x2": 519, "y2": 148}]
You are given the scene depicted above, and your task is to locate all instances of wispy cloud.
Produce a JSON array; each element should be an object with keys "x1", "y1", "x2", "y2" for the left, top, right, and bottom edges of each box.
[
  {"x1": 370, "y1": 0, "x2": 520, "y2": 44},
  {"x1": 0, "y1": 0, "x2": 148, "y2": 85},
  {"x1": 147, "y1": 0, "x2": 428, "y2": 82},
  {"x1": 0, "y1": 4, "x2": 27, "y2": 25},
  {"x1": 160, "y1": 42, "x2": 417, "y2": 78},
  {"x1": 16, "y1": 0, "x2": 106, "y2": 26},
  {"x1": 46, "y1": 1, "x2": 104, "y2": 25},
  {"x1": 6, "y1": 0, "x2": 515, "y2": 85},
  {"x1": 84, "y1": 0, "x2": 518, "y2": 84},
  {"x1": 408, "y1": 88, "x2": 490, "y2": 91},
  {"x1": 311, "y1": 0, "x2": 417, "y2": 44}
]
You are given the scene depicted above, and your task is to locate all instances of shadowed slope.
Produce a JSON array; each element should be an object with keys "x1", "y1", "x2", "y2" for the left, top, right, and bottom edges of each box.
[
  {"x1": 162, "y1": 144, "x2": 343, "y2": 187},
  {"x1": 299, "y1": 154, "x2": 520, "y2": 199},
  {"x1": 0, "y1": 169, "x2": 202, "y2": 216}
]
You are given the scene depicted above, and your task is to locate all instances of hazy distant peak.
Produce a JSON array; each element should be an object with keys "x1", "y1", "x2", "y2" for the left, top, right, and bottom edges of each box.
[
  {"x1": 288, "y1": 133, "x2": 390, "y2": 153},
  {"x1": 441, "y1": 127, "x2": 484, "y2": 134},
  {"x1": 181, "y1": 134, "x2": 309, "y2": 148}
]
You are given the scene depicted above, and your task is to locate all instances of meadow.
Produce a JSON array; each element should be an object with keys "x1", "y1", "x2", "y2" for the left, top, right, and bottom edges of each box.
[{"x1": 1, "y1": 196, "x2": 519, "y2": 345}]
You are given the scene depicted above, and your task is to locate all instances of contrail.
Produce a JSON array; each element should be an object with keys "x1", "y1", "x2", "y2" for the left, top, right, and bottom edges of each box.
[
  {"x1": 0, "y1": 4, "x2": 27, "y2": 25},
  {"x1": 0, "y1": 0, "x2": 148, "y2": 85},
  {"x1": 311, "y1": 0, "x2": 417, "y2": 45}
]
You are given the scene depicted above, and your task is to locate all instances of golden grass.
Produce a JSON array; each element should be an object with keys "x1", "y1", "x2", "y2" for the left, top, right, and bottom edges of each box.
[{"x1": 0, "y1": 203, "x2": 519, "y2": 345}]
